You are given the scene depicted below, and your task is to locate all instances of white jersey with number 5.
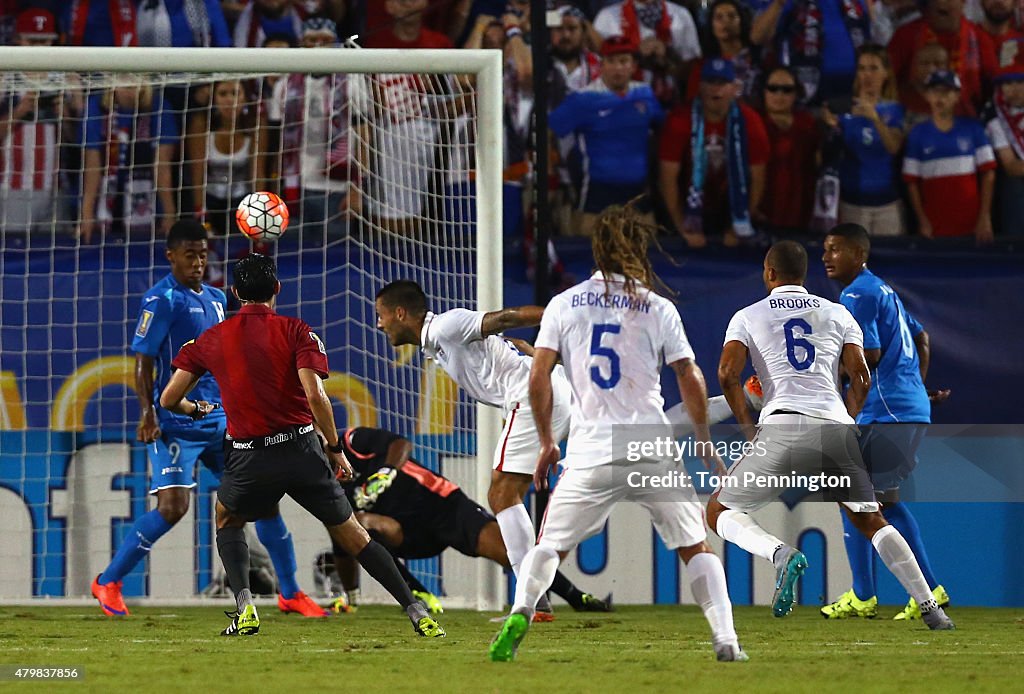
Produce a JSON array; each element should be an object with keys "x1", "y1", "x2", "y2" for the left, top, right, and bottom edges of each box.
[
  {"x1": 535, "y1": 272, "x2": 696, "y2": 468},
  {"x1": 724, "y1": 285, "x2": 864, "y2": 425}
]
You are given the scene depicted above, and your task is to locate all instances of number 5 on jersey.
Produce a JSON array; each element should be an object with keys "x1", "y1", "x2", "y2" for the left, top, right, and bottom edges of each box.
[{"x1": 590, "y1": 323, "x2": 621, "y2": 389}]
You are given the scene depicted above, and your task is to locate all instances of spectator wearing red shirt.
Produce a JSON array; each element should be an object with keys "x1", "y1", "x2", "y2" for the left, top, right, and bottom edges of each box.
[
  {"x1": 658, "y1": 58, "x2": 768, "y2": 248},
  {"x1": 757, "y1": 67, "x2": 819, "y2": 234},
  {"x1": 364, "y1": 0, "x2": 454, "y2": 49},
  {"x1": 889, "y1": 0, "x2": 998, "y2": 118},
  {"x1": 161, "y1": 253, "x2": 446, "y2": 638},
  {"x1": 902, "y1": 70, "x2": 996, "y2": 240},
  {"x1": 978, "y1": 0, "x2": 1024, "y2": 65}
]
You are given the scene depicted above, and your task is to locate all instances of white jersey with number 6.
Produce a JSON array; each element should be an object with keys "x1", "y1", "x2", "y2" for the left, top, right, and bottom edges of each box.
[
  {"x1": 724, "y1": 285, "x2": 864, "y2": 425},
  {"x1": 535, "y1": 272, "x2": 696, "y2": 469}
]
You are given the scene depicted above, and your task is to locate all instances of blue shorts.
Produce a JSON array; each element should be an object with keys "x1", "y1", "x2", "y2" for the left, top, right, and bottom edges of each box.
[
  {"x1": 147, "y1": 415, "x2": 226, "y2": 494},
  {"x1": 858, "y1": 423, "x2": 927, "y2": 492}
]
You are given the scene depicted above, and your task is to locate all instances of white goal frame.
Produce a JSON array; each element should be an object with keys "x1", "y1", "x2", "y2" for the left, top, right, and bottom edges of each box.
[{"x1": 0, "y1": 46, "x2": 504, "y2": 611}]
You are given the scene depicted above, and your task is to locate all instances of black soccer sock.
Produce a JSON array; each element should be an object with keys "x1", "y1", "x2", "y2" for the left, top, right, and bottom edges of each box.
[
  {"x1": 216, "y1": 527, "x2": 251, "y2": 609},
  {"x1": 365, "y1": 530, "x2": 431, "y2": 594},
  {"x1": 549, "y1": 569, "x2": 585, "y2": 609},
  {"x1": 356, "y1": 540, "x2": 417, "y2": 609}
]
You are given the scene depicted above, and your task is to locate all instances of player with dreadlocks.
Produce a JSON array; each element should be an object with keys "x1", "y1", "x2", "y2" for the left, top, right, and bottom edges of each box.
[{"x1": 489, "y1": 204, "x2": 747, "y2": 663}]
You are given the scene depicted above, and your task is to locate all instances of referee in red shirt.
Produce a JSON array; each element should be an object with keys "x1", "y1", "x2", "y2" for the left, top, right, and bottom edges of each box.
[{"x1": 160, "y1": 254, "x2": 445, "y2": 638}]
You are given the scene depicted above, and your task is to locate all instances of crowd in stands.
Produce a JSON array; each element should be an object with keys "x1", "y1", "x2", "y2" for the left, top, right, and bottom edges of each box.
[{"x1": 0, "y1": 0, "x2": 1022, "y2": 246}]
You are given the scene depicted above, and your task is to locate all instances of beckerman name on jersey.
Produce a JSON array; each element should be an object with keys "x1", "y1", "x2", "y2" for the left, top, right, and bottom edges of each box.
[
  {"x1": 570, "y1": 290, "x2": 652, "y2": 313},
  {"x1": 768, "y1": 297, "x2": 821, "y2": 310}
]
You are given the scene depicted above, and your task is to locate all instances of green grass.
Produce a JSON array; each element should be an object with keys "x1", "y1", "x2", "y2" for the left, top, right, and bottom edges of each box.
[{"x1": 2, "y1": 605, "x2": 1022, "y2": 693}]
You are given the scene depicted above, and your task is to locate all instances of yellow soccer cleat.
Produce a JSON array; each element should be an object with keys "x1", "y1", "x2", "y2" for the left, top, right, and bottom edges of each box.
[
  {"x1": 413, "y1": 590, "x2": 444, "y2": 615},
  {"x1": 820, "y1": 589, "x2": 878, "y2": 619},
  {"x1": 894, "y1": 585, "x2": 950, "y2": 621}
]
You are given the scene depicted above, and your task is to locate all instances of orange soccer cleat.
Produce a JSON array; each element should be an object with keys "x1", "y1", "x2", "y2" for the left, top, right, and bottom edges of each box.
[
  {"x1": 91, "y1": 575, "x2": 130, "y2": 616},
  {"x1": 278, "y1": 591, "x2": 329, "y2": 618},
  {"x1": 532, "y1": 610, "x2": 556, "y2": 623}
]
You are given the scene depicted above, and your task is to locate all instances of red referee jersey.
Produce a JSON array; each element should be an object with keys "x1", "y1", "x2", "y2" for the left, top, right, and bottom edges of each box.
[{"x1": 172, "y1": 304, "x2": 329, "y2": 439}]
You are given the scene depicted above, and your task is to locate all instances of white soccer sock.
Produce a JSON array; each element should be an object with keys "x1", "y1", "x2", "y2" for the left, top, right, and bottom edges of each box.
[
  {"x1": 511, "y1": 544, "x2": 560, "y2": 618},
  {"x1": 666, "y1": 396, "x2": 735, "y2": 438},
  {"x1": 497, "y1": 504, "x2": 552, "y2": 612},
  {"x1": 686, "y1": 552, "x2": 738, "y2": 648},
  {"x1": 716, "y1": 509, "x2": 786, "y2": 563},
  {"x1": 871, "y1": 525, "x2": 936, "y2": 612},
  {"x1": 495, "y1": 504, "x2": 535, "y2": 575},
  {"x1": 707, "y1": 395, "x2": 735, "y2": 427}
]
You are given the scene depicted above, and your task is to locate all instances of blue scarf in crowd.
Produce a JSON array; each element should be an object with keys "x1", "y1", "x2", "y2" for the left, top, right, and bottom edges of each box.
[{"x1": 685, "y1": 98, "x2": 752, "y2": 238}]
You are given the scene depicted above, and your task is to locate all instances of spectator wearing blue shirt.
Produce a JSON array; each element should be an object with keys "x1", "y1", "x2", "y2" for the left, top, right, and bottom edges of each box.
[
  {"x1": 136, "y1": 0, "x2": 231, "y2": 48},
  {"x1": 820, "y1": 223, "x2": 950, "y2": 622},
  {"x1": 78, "y1": 81, "x2": 179, "y2": 243},
  {"x1": 549, "y1": 35, "x2": 664, "y2": 236},
  {"x1": 751, "y1": 0, "x2": 871, "y2": 104},
  {"x1": 823, "y1": 44, "x2": 907, "y2": 236}
]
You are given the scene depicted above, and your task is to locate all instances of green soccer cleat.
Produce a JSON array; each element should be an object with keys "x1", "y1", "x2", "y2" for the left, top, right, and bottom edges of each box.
[
  {"x1": 488, "y1": 613, "x2": 529, "y2": 662},
  {"x1": 413, "y1": 589, "x2": 444, "y2": 615},
  {"x1": 894, "y1": 585, "x2": 951, "y2": 621},
  {"x1": 414, "y1": 615, "x2": 446, "y2": 638},
  {"x1": 772, "y1": 550, "x2": 808, "y2": 618},
  {"x1": 820, "y1": 589, "x2": 878, "y2": 619},
  {"x1": 221, "y1": 604, "x2": 259, "y2": 636}
]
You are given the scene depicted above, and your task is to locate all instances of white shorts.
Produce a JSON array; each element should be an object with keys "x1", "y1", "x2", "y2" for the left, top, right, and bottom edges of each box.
[
  {"x1": 537, "y1": 462, "x2": 708, "y2": 552},
  {"x1": 492, "y1": 397, "x2": 572, "y2": 476},
  {"x1": 716, "y1": 413, "x2": 879, "y2": 514}
]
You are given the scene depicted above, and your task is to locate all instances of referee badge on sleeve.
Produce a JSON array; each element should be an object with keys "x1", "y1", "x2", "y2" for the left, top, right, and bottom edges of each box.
[
  {"x1": 310, "y1": 331, "x2": 327, "y2": 355},
  {"x1": 136, "y1": 310, "x2": 154, "y2": 338}
]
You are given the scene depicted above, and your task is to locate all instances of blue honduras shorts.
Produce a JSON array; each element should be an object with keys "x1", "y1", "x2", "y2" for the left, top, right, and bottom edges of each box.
[
  {"x1": 858, "y1": 422, "x2": 928, "y2": 492},
  {"x1": 147, "y1": 414, "x2": 226, "y2": 494}
]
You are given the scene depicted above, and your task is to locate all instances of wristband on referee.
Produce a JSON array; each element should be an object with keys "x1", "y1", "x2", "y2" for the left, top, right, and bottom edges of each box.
[{"x1": 326, "y1": 440, "x2": 344, "y2": 454}]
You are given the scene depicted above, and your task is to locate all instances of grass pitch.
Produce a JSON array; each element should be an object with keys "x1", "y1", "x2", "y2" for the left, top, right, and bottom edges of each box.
[{"x1": 2, "y1": 604, "x2": 1021, "y2": 693}]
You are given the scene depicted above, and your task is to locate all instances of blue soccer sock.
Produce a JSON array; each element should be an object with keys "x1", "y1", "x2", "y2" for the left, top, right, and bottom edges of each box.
[
  {"x1": 255, "y1": 514, "x2": 299, "y2": 599},
  {"x1": 98, "y1": 509, "x2": 174, "y2": 585},
  {"x1": 883, "y1": 502, "x2": 939, "y2": 590},
  {"x1": 842, "y1": 511, "x2": 876, "y2": 600}
]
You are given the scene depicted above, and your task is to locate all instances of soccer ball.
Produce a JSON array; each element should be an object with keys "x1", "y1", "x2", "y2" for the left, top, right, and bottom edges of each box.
[{"x1": 235, "y1": 192, "x2": 289, "y2": 240}]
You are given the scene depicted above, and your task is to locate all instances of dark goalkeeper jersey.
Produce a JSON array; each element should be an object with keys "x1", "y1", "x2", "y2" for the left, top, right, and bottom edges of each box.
[{"x1": 341, "y1": 427, "x2": 459, "y2": 522}]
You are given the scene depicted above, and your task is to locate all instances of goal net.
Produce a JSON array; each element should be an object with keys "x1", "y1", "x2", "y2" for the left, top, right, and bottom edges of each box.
[{"x1": 0, "y1": 47, "x2": 504, "y2": 610}]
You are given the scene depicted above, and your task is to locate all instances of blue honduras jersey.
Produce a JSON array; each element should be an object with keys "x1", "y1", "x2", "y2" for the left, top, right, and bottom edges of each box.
[
  {"x1": 131, "y1": 274, "x2": 227, "y2": 425},
  {"x1": 840, "y1": 268, "x2": 930, "y2": 423}
]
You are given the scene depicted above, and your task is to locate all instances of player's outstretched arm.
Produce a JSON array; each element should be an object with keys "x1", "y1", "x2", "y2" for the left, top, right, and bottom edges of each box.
[
  {"x1": 841, "y1": 343, "x2": 871, "y2": 418},
  {"x1": 914, "y1": 329, "x2": 930, "y2": 382},
  {"x1": 134, "y1": 353, "x2": 161, "y2": 443},
  {"x1": 718, "y1": 341, "x2": 756, "y2": 440},
  {"x1": 674, "y1": 358, "x2": 725, "y2": 473},
  {"x1": 299, "y1": 368, "x2": 353, "y2": 481},
  {"x1": 158, "y1": 368, "x2": 216, "y2": 419},
  {"x1": 529, "y1": 347, "x2": 560, "y2": 490},
  {"x1": 480, "y1": 305, "x2": 545, "y2": 337}
]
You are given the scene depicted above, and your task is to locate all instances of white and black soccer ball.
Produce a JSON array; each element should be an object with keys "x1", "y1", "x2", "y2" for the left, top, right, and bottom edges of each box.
[{"x1": 235, "y1": 191, "x2": 289, "y2": 240}]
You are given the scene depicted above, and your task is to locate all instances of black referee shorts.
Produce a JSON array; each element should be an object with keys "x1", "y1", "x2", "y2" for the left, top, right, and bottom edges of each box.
[
  {"x1": 219, "y1": 427, "x2": 353, "y2": 526},
  {"x1": 396, "y1": 490, "x2": 494, "y2": 559}
]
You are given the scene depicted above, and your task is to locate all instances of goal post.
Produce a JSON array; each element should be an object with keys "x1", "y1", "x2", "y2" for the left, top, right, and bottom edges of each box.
[{"x1": 0, "y1": 46, "x2": 504, "y2": 611}]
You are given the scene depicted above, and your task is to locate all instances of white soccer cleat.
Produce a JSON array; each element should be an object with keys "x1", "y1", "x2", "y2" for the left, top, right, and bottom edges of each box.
[{"x1": 744, "y1": 376, "x2": 764, "y2": 411}]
